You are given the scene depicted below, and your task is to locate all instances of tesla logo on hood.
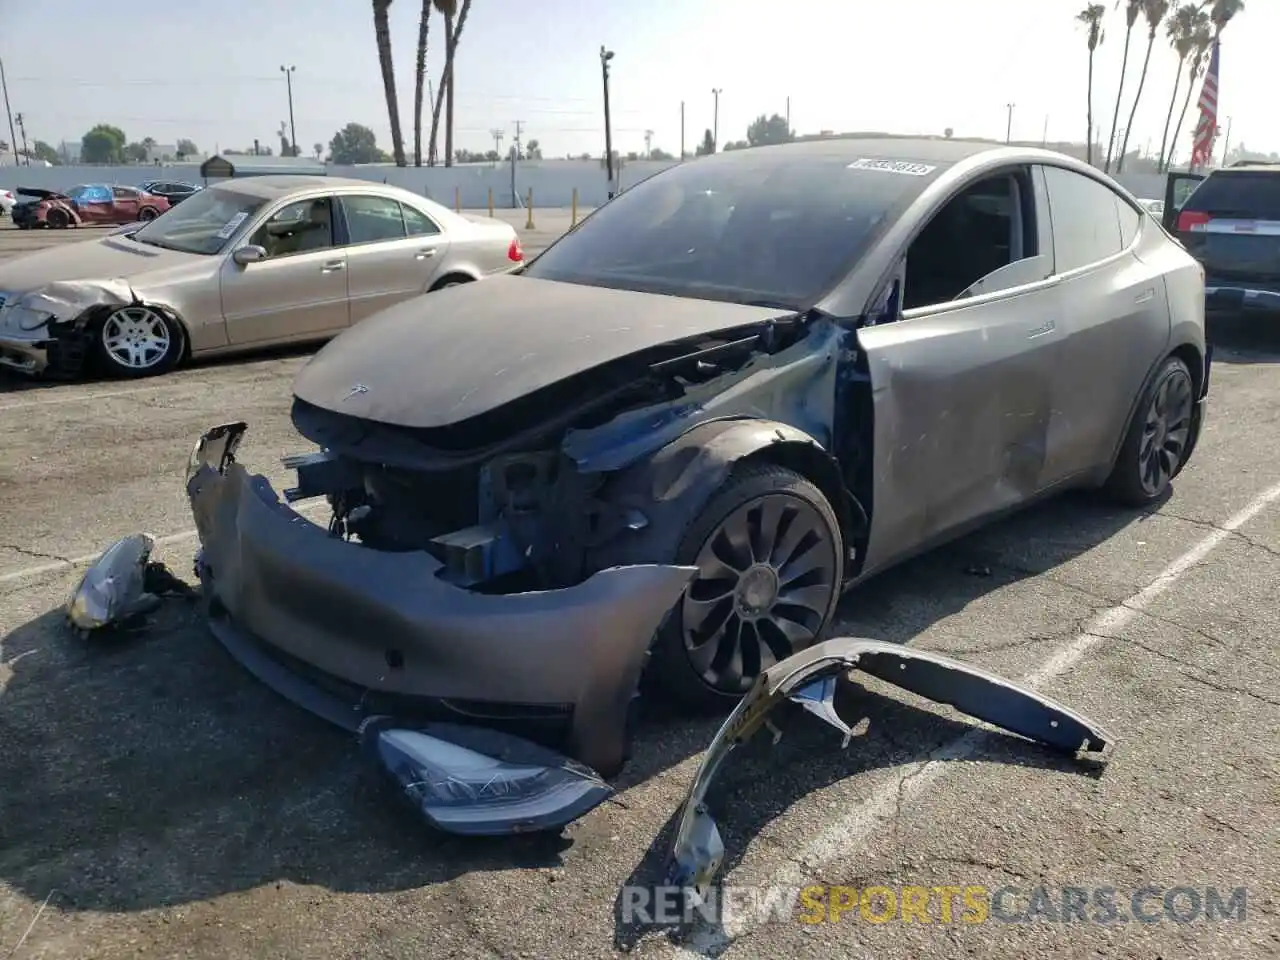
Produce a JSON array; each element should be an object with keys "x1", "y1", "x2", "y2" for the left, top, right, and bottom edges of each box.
[{"x1": 342, "y1": 384, "x2": 369, "y2": 401}]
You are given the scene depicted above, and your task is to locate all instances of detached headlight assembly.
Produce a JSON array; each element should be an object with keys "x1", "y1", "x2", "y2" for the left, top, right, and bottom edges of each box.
[{"x1": 362, "y1": 721, "x2": 613, "y2": 835}]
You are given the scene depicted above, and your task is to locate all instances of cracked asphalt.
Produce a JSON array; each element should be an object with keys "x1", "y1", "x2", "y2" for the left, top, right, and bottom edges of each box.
[{"x1": 1, "y1": 221, "x2": 1278, "y2": 959}]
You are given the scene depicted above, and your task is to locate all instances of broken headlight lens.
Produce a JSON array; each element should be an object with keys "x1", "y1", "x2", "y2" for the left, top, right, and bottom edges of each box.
[
  {"x1": 66, "y1": 533, "x2": 159, "y2": 631},
  {"x1": 366, "y1": 724, "x2": 613, "y2": 836}
]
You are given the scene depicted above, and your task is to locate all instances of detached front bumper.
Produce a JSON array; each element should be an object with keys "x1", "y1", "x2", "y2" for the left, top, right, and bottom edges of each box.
[
  {"x1": 186, "y1": 423, "x2": 696, "y2": 779},
  {"x1": 0, "y1": 327, "x2": 50, "y2": 374}
]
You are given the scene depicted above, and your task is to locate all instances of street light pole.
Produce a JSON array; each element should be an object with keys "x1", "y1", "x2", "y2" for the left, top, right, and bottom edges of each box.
[
  {"x1": 1005, "y1": 102, "x2": 1015, "y2": 144},
  {"x1": 711, "y1": 88, "x2": 722, "y2": 151},
  {"x1": 1220, "y1": 116, "x2": 1233, "y2": 165},
  {"x1": 0, "y1": 58, "x2": 18, "y2": 168},
  {"x1": 680, "y1": 101, "x2": 685, "y2": 160},
  {"x1": 600, "y1": 46, "x2": 616, "y2": 199},
  {"x1": 280, "y1": 65, "x2": 298, "y2": 157}
]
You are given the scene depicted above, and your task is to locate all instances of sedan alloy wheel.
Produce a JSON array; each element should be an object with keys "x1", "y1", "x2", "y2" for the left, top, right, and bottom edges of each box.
[{"x1": 1138, "y1": 365, "x2": 1194, "y2": 497}]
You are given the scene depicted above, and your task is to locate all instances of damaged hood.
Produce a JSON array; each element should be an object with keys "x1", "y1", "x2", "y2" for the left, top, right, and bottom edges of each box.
[
  {"x1": 0, "y1": 236, "x2": 209, "y2": 298},
  {"x1": 292, "y1": 275, "x2": 790, "y2": 429}
]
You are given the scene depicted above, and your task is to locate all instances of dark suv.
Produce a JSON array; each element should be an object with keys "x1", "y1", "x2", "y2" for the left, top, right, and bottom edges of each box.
[{"x1": 1164, "y1": 163, "x2": 1280, "y2": 318}]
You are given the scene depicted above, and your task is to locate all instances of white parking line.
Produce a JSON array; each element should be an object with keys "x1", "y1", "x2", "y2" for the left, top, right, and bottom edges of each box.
[
  {"x1": 0, "y1": 499, "x2": 330, "y2": 586},
  {"x1": 0, "y1": 385, "x2": 168, "y2": 412},
  {"x1": 669, "y1": 477, "x2": 1280, "y2": 958}
]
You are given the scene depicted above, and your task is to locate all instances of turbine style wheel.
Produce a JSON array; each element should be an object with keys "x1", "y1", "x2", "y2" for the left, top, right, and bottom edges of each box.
[
  {"x1": 1105, "y1": 355, "x2": 1197, "y2": 506},
  {"x1": 97, "y1": 306, "x2": 183, "y2": 378},
  {"x1": 644, "y1": 463, "x2": 845, "y2": 709}
]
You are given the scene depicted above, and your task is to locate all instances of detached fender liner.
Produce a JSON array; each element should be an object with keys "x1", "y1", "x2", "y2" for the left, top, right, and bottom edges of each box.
[{"x1": 187, "y1": 424, "x2": 697, "y2": 779}]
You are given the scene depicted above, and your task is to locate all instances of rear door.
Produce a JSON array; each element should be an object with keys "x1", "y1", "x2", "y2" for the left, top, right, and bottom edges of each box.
[
  {"x1": 336, "y1": 193, "x2": 450, "y2": 323},
  {"x1": 111, "y1": 186, "x2": 142, "y2": 222},
  {"x1": 1037, "y1": 163, "x2": 1172, "y2": 481},
  {"x1": 1169, "y1": 168, "x2": 1280, "y2": 311},
  {"x1": 1162, "y1": 172, "x2": 1204, "y2": 231}
]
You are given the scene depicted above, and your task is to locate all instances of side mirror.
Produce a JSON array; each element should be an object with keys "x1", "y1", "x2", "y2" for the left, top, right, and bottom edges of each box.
[{"x1": 232, "y1": 245, "x2": 267, "y2": 266}]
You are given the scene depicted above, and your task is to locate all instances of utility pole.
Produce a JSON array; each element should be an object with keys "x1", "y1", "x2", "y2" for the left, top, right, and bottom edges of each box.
[
  {"x1": 600, "y1": 46, "x2": 616, "y2": 198},
  {"x1": 280, "y1": 65, "x2": 297, "y2": 156},
  {"x1": 490, "y1": 128, "x2": 505, "y2": 165},
  {"x1": 0, "y1": 58, "x2": 17, "y2": 168},
  {"x1": 512, "y1": 119, "x2": 524, "y2": 160},
  {"x1": 14, "y1": 111, "x2": 29, "y2": 165},
  {"x1": 680, "y1": 101, "x2": 685, "y2": 160},
  {"x1": 1005, "y1": 102, "x2": 1015, "y2": 144},
  {"x1": 711, "y1": 87, "x2": 722, "y2": 151},
  {"x1": 786, "y1": 95, "x2": 790, "y2": 133},
  {"x1": 644, "y1": 129, "x2": 653, "y2": 158},
  {"x1": 1220, "y1": 116, "x2": 1233, "y2": 165},
  {"x1": 1041, "y1": 114, "x2": 1049, "y2": 147}
]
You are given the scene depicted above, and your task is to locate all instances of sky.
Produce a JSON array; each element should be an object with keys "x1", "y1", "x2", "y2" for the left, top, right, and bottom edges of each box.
[{"x1": 0, "y1": 0, "x2": 1274, "y2": 162}]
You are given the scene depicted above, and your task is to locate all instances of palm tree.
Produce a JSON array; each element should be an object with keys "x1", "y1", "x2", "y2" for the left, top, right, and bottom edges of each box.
[
  {"x1": 1116, "y1": 0, "x2": 1170, "y2": 172},
  {"x1": 413, "y1": 0, "x2": 432, "y2": 166},
  {"x1": 1207, "y1": 0, "x2": 1245, "y2": 38},
  {"x1": 1106, "y1": 0, "x2": 1144, "y2": 173},
  {"x1": 1078, "y1": 5, "x2": 1107, "y2": 166},
  {"x1": 1156, "y1": 4, "x2": 1207, "y2": 171},
  {"x1": 1167, "y1": 23, "x2": 1213, "y2": 168},
  {"x1": 372, "y1": 0, "x2": 407, "y2": 166},
  {"x1": 1167, "y1": 0, "x2": 1242, "y2": 168},
  {"x1": 426, "y1": 0, "x2": 472, "y2": 167}
]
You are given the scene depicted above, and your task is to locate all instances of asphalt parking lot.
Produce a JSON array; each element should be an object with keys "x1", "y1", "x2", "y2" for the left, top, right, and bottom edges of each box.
[{"x1": 1, "y1": 221, "x2": 1278, "y2": 960}]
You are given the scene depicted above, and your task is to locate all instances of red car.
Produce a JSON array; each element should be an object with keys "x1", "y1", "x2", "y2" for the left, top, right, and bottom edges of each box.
[{"x1": 11, "y1": 183, "x2": 171, "y2": 229}]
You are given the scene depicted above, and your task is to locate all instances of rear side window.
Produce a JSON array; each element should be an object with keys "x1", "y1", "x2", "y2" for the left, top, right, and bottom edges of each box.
[
  {"x1": 1040, "y1": 165, "x2": 1125, "y2": 272},
  {"x1": 342, "y1": 194, "x2": 407, "y2": 244},
  {"x1": 1183, "y1": 172, "x2": 1280, "y2": 220}
]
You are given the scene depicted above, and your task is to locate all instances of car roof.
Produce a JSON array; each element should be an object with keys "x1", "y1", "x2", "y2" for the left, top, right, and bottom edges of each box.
[
  {"x1": 697, "y1": 136, "x2": 1007, "y2": 167},
  {"x1": 209, "y1": 175, "x2": 410, "y2": 199},
  {"x1": 1216, "y1": 162, "x2": 1280, "y2": 174}
]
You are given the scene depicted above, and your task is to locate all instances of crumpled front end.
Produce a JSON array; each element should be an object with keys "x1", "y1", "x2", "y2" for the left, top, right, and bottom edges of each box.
[
  {"x1": 186, "y1": 422, "x2": 697, "y2": 796},
  {"x1": 0, "y1": 279, "x2": 157, "y2": 377}
]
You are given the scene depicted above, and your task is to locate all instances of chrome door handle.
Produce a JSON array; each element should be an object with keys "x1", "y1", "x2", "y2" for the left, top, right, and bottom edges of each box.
[
  {"x1": 321, "y1": 260, "x2": 344, "y2": 273},
  {"x1": 1135, "y1": 287, "x2": 1155, "y2": 304},
  {"x1": 415, "y1": 248, "x2": 437, "y2": 260}
]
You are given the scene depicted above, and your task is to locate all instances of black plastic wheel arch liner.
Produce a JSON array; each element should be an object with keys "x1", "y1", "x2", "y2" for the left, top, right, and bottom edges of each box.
[{"x1": 668, "y1": 637, "x2": 1113, "y2": 895}]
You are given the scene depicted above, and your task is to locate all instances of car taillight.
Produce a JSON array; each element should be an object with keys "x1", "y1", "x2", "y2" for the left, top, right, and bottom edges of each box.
[
  {"x1": 1176, "y1": 210, "x2": 1212, "y2": 232},
  {"x1": 507, "y1": 237, "x2": 523, "y2": 262}
]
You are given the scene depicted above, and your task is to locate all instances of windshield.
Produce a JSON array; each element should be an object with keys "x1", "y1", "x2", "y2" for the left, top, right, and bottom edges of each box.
[
  {"x1": 523, "y1": 151, "x2": 940, "y2": 308},
  {"x1": 130, "y1": 186, "x2": 267, "y2": 255}
]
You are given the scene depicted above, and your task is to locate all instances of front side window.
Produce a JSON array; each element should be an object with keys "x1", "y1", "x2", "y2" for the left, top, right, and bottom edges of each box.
[
  {"x1": 130, "y1": 185, "x2": 268, "y2": 255},
  {"x1": 342, "y1": 195, "x2": 408, "y2": 244},
  {"x1": 1041, "y1": 166, "x2": 1126, "y2": 272},
  {"x1": 68, "y1": 184, "x2": 111, "y2": 204},
  {"x1": 251, "y1": 197, "x2": 336, "y2": 257}
]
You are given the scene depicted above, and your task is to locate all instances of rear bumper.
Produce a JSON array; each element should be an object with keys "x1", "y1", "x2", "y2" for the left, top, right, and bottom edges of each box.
[
  {"x1": 1205, "y1": 281, "x2": 1280, "y2": 316},
  {"x1": 186, "y1": 423, "x2": 696, "y2": 777}
]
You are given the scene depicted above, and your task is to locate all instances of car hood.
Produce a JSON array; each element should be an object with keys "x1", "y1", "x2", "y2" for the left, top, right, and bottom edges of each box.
[
  {"x1": 0, "y1": 236, "x2": 209, "y2": 295},
  {"x1": 292, "y1": 274, "x2": 791, "y2": 429}
]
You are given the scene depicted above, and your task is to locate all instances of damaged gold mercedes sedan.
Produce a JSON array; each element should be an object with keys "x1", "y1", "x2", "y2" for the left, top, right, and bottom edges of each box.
[{"x1": 163, "y1": 138, "x2": 1201, "y2": 836}]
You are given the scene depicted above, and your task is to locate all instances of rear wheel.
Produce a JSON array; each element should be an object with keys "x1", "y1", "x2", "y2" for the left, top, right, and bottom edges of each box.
[
  {"x1": 646, "y1": 464, "x2": 844, "y2": 709},
  {"x1": 1104, "y1": 355, "x2": 1196, "y2": 506},
  {"x1": 45, "y1": 208, "x2": 69, "y2": 229},
  {"x1": 138, "y1": 206, "x2": 160, "y2": 221}
]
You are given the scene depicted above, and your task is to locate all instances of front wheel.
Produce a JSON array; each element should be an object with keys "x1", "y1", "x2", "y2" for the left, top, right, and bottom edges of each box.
[
  {"x1": 1104, "y1": 355, "x2": 1196, "y2": 506},
  {"x1": 137, "y1": 207, "x2": 160, "y2": 221},
  {"x1": 45, "y1": 208, "x2": 69, "y2": 229},
  {"x1": 646, "y1": 463, "x2": 844, "y2": 710},
  {"x1": 96, "y1": 306, "x2": 183, "y2": 378}
]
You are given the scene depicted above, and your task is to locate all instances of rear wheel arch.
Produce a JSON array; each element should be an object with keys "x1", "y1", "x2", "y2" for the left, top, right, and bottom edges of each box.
[
  {"x1": 429, "y1": 271, "x2": 477, "y2": 291},
  {"x1": 1168, "y1": 342, "x2": 1204, "y2": 399}
]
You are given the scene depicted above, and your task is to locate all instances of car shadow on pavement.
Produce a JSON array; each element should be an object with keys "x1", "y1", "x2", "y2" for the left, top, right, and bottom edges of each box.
[
  {"x1": 0, "y1": 490, "x2": 1142, "y2": 917},
  {"x1": 1208, "y1": 321, "x2": 1280, "y2": 361}
]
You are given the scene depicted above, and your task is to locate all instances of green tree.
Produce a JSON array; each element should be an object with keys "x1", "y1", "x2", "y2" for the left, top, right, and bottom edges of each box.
[
  {"x1": 649, "y1": 147, "x2": 674, "y2": 160},
  {"x1": 176, "y1": 138, "x2": 198, "y2": 157},
  {"x1": 329, "y1": 122, "x2": 382, "y2": 164},
  {"x1": 525, "y1": 138, "x2": 542, "y2": 159},
  {"x1": 123, "y1": 142, "x2": 148, "y2": 162},
  {"x1": 1077, "y1": 5, "x2": 1107, "y2": 166},
  {"x1": 746, "y1": 113, "x2": 793, "y2": 147},
  {"x1": 80, "y1": 124, "x2": 126, "y2": 164},
  {"x1": 1156, "y1": 4, "x2": 1209, "y2": 171},
  {"x1": 31, "y1": 140, "x2": 61, "y2": 164},
  {"x1": 372, "y1": 0, "x2": 407, "y2": 166},
  {"x1": 695, "y1": 128, "x2": 716, "y2": 156},
  {"x1": 723, "y1": 140, "x2": 750, "y2": 151},
  {"x1": 1207, "y1": 0, "x2": 1245, "y2": 37},
  {"x1": 313, "y1": 142, "x2": 324, "y2": 159},
  {"x1": 1116, "y1": 0, "x2": 1171, "y2": 173},
  {"x1": 1105, "y1": 0, "x2": 1143, "y2": 173}
]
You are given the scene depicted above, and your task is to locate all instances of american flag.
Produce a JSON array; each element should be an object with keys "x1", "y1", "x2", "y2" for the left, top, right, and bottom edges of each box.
[{"x1": 1190, "y1": 39, "x2": 1220, "y2": 169}]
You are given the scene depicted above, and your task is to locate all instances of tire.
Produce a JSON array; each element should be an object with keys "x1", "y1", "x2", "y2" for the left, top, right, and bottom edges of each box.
[
  {"x1": 45, "y1": 208, "x2": 69, "y2": 229},
  {"x1": 1103, "y1": 355, "x2": 1196, "y2": 506},
  {"x1": 137, "y1": 207, "x2": 159, "y2": 221},
  {"x1": 642, "y1": 463, "x2": 845, "y2": 711},
  {"x1": 95, "y1": 306, "x2": 184, "y2": 378},
  {"x1": 431, "y1": 276, "x2": 470, "y2": 291}
]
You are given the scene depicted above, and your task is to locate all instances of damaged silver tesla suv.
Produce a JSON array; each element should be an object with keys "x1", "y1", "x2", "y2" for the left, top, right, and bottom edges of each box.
[{"x1": 184, "y1": 139, "x2": 1205, "y2": 831}]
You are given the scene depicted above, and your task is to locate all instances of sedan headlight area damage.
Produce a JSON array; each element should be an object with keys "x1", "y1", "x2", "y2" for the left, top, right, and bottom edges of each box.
[
  {"x1": 0, "y1": 279, "x2": 175, "y2": 376},
  {"x1": 667, "y1": 638, "x2": 1113, "y2": 897}
]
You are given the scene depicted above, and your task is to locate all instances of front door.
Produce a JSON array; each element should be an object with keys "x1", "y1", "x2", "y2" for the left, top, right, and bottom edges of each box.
[
  {"x1": 337, "y1": 194, "x2": 450, "y2": 323},
  {"x1": 856, "y1": 167, "x2": 1065, "y2": 575},
  {"x1": 219, "y1": 196, "x2": 350, "y2": 345}
]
